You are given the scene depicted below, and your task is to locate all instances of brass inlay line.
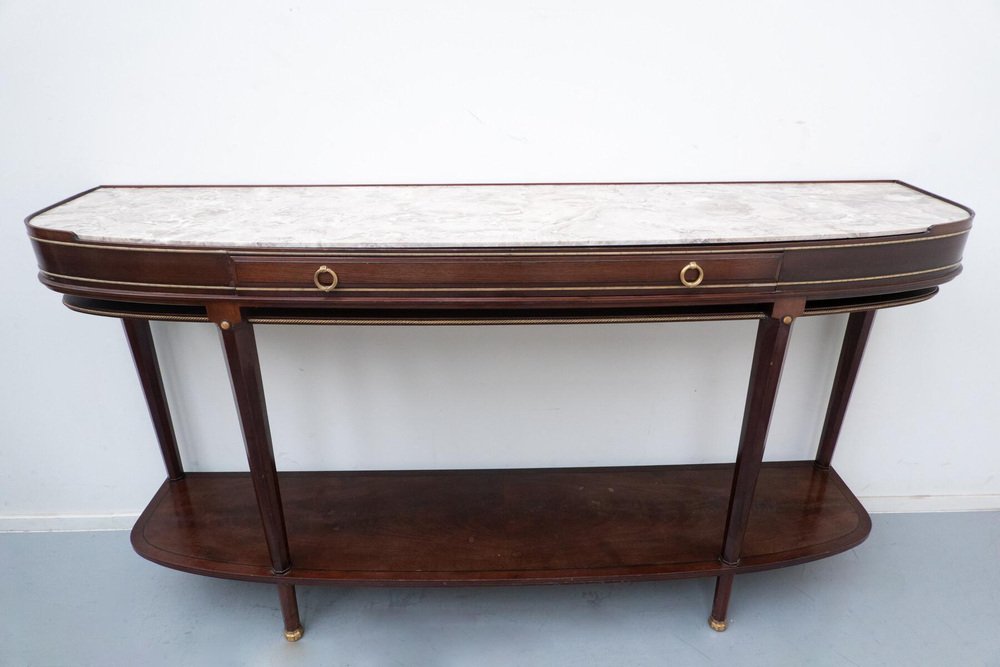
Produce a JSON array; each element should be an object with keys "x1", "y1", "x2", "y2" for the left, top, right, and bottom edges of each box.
[
  {"x1": 63, "y1": 292, "x2": 935, "y2": 325},
  {"x1": 40, "y1": 262, "x2": 960, "y2": 293},
  {"x1": 27, "y1": 229, "x2": 968, "y2": 257},
  {"x1": 41, "y1": 271, "x2": 233, "y2": 291},
  {"x1": 30, "y1": 237, "x2": 229, "y2": 254},
  {"x1": 63, "y1": 303, "x2": 209, "y2": 322},
  {"x1": 40, "y1": 269, "x2": 775, "y2": 292},
  {"x1": 776, "y1": 262, "x2": 961, "y2": 286},
  {"x1": 240, "y1": 282, "x2": 779, "y2": 293},
  {"x1": 779, "y1": 229, "x2": 967, "y2": 252},
  {"x1": 801, "y1": 292, "x2": 936, "y2": 317},
  {"x1": 246, "y1": 313, "x2": 768, "y2": 326}
]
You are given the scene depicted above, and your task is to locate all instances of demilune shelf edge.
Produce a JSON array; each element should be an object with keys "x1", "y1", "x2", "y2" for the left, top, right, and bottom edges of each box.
[{"x1": 131, "y1": 461, "x2": 871, "y2": 585}]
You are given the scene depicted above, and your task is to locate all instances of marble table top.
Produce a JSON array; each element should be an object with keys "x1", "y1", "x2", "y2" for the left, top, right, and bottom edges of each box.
[{"x1": 29, "y1": 182, "x2": 969, "y2": 249}]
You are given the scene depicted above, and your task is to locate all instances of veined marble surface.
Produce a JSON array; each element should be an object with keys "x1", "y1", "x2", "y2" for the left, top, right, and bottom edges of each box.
[{"x1": 30, "y1": 183, "x2": 969, "y2": 248}]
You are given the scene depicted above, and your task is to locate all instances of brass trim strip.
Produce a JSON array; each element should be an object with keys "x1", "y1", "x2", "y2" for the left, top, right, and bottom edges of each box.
[
  {"x1": 776, "y1": 262, "x2": 961, "y2": 286},
  {"x1": 64, "y1": 303, "x2": 210, "y2": 322},
  {"x1": 239, "y1": 282, "x2": 779, "y2": 293},
  {"x1": 62, "y1": 293, "x2": 934, "y2": 325},
  {"x1": 28, "y1": 229, "x2": 969, "y2": 257},
  {"x1": 62, "y1": 299, "x2": 766, "y2": 325},
  {"x1": 782, "y1": 229, "x2": 967, "y2": 251},
  {"x1": 247, "y1": 313, "x2": 768, "y2": 326},
  {"x1": 31, "y1": 237, "x2": 229, "y2": 254},
  {"x1": 802, "y1": 292, "x2": 937, "y2": 317},
  {"x1": 40, "y1": 269, "x2": 777, "y2": 292},
  {"x1": 42, "y1": 261, "x2": 960, "y2": 293},
  {"x1": 41, "y1": 271, "x2": 233, "y2": 291}
]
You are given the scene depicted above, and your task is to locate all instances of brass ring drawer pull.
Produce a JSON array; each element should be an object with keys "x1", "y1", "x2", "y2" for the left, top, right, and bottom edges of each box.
[
  {"x1": 313, "y1": 265, "x2": 339, "y2": 292},
  {"x1": 679, "y1": 262, "x2": 704, "y2": 287}
]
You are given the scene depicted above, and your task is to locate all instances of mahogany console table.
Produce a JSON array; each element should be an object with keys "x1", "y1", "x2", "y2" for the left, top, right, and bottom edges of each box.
[{"x1": 26, "y1": 182, "x2": 972, "y2": 640}]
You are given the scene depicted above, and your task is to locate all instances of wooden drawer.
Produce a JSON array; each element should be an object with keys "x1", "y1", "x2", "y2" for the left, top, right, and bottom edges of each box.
[{"x1": 232, "y1": 252, "x2": 782, "y2": 294}]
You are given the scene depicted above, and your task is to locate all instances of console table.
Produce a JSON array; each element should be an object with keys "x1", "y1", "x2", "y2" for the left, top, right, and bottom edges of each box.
[{"x1": 25, "y1": 181, "x2": 972, "y2": 640}]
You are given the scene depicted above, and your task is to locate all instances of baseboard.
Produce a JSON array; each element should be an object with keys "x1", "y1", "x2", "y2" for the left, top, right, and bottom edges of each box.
[
  {"x1": 1, "y1": 495, "x2": 998, "y2": 532},
  {"x1": 0, "y1": 513, "x2": 139, "y2": 533},
  {"x1": 860, "y1": 494, "x2": 1000, "y2": 514}
]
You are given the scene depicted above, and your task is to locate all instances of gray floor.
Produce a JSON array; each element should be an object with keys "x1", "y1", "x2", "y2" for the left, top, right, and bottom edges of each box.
[{"x1": 2, "y1": 512, "x2": 999, "y2": 666}]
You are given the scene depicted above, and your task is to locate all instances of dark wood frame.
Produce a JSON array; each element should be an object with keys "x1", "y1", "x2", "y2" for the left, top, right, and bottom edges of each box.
[{"x1": 25, "y1": 181, "x2": 972, "y2": 640}]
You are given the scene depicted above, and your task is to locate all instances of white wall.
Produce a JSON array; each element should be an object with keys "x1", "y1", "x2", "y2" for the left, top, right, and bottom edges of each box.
[{"x1": 2, "y1": 1, "x2": 998, "y2": 530}]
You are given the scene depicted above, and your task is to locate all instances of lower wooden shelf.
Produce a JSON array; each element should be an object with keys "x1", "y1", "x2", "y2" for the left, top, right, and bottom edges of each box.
[{"x1": 131, "y1": 461, "x2": 870, "y2": 585}]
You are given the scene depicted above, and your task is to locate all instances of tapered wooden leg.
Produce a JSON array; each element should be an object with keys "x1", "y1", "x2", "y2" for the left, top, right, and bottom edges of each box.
[
  {"x1": 710, "y1": 573, "x2": 734, "y2": 631},
  {"x1": 710, "y1": 302, "x2": 800, "y2": 629},
  {"x1": 219, "y1": 318, "x2": 291, "y2": 573},
  {"x1": 278, "y1": 584, "x2": 303, "y2": 641},
  {"x1": 815, "y1": 310, "x2": 876, "y2": 469},
  {"x1": 217, "y1": 314, "x2": 299, "y2": 636},
  {"x1": 122, "y1": 318, "x2": 184, "y2": 480}
]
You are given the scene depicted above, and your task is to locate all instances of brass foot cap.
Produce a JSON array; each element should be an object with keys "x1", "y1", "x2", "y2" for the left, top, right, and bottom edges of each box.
[
  {"x1": 284, "y1": 627, "x2": 304, "y2": 642},
  {"x1": 708, "y1": 617, "x2": 727, "y2": 632}
]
